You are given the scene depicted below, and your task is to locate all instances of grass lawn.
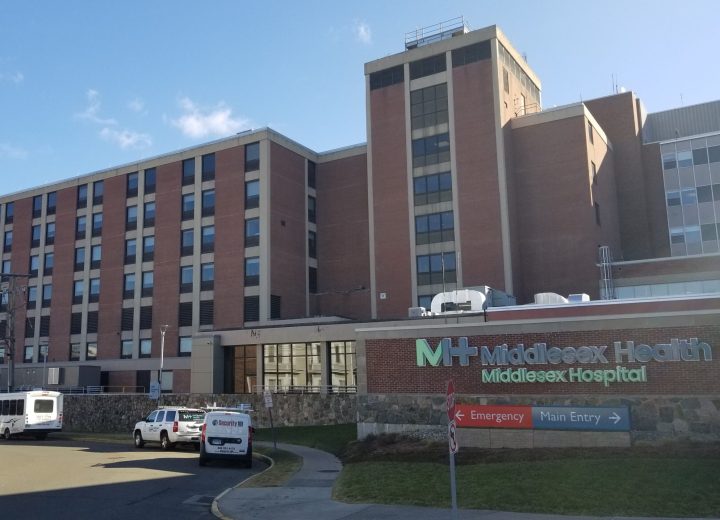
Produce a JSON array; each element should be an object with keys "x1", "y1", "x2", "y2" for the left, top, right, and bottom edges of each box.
[
  {"x1": 254, "y1": 423, "x2": 356, "y2": 456},
  {"x1": 334, "y1": 448, "x2": 720, "y2": 517}
]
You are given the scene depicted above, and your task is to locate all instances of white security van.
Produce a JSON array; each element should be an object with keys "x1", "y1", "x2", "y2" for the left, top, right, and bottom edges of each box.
[{"x1": 199, "y1": 410, "x2": 253, "y2": 467}]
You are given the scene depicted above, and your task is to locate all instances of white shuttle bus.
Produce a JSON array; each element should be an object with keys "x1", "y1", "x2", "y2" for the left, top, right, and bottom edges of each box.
[{"x1": 0, "y1": 390, "x2": 63, "y2": 440}]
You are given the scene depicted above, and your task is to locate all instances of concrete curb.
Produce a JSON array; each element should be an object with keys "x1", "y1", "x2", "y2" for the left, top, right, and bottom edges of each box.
[{"x1": 211, "y1": 451, "x2": 276, "y2": 520}]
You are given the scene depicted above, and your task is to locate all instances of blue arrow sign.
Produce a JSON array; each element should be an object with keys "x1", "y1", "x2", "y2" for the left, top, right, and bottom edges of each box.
[{"x1": 532, "y1": 406, "x2": 630, "y2": 431}]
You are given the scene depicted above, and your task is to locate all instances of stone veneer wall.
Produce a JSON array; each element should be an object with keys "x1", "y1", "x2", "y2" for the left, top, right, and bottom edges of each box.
[
  {"x1": 357, "y1": 394, "x2": 720, "y2": 447},
  {"x1": 63, "y1": 393, "x2": 357, "y2": 433}
]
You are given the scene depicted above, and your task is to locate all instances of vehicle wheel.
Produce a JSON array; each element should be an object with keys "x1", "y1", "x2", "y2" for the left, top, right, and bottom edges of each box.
[
  {"x1": 3, "y1": 428, "x2": 10, "y2": 440},
  {"x1": 244, "y1": 446, "x2": 253, "y2": 468},
  {"x1": 160, "y1": 432, "x2": 172, "y2": 450},
  {"x1": 35, "y1": 433, "x2": 47, "y2": 440},
  {"x1": 134, "y1": 431, "x2": 145, "y2": 448},
  {"x1": 193, "y1": 443, "x2": 200, "y2": 451},
  {"x1": 198, "y1": 445, "x2": 207, "y2": 467}
]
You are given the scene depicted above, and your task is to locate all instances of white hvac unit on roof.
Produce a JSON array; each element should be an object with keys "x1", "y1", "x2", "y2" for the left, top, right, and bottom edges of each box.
[
  {"x1": 430, "y1": 289, "x2": 486, "y2": 315},
  {"x1": 534, "y1": 292, "x2": 569, "y2": 305}
]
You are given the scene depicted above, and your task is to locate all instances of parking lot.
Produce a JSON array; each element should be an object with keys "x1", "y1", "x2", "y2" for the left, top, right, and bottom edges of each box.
[{"x1": 0, "y1": 438, "x2": 265, "y2": 519}]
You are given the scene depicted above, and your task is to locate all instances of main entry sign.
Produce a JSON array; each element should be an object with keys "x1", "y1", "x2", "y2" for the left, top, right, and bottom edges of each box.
[{"x1": 455, "y1": 404, "x2": 630, "y2": 432}]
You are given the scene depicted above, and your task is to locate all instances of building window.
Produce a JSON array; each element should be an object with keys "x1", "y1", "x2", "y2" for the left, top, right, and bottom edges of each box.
[
  {"x1": 29, "y1": 255, "x2": 39, "y2": 278},
  {"x1": 72, "y1": 247, "x2": 84, "y2": 272},
  {"x1": 201, "y1": 262, "x2": 214, "y2": 291},
  {"x1": 232, "y1": 345, "x2": 257, "y2": 393},
  {"x1": 42, "y1": 284, "x2": 52, "y2": 307},
  {"x1": 271, "y1": 294, "x2": 281, "y2": 319},
  {"x1": 244, "y1": 257, "x2": 259, "y2": 286},
  {"x1": 308, "y1": 231, "x2": 317, "y2": 258},
  {"x1": 416, "y1": 251, "x2": 457, "y2": 286},
  {"x1": 201, "y1": 225, "x2": 215, "y2": 253},
  {"x1": 409, "y1": 53, "x2": 446, "y2": 80},
  {"x1": 125, "y1": 238, "x2": 137, "y2": 264},
  {"x1": 89, "y1": 278, "x2": 100, "y2": 303},
  {"x1": 1, "y1": 260, "x2": 10, "y2": 274},
  {"x1": 245, "y1": 179, "x2": 260, "y2": 209},
  {"x1": 329, "y1": 341, "x2": 357, "y2": 392},
  {"x1": 179, "y1": 336, "x2": 192, "y2": 357},
  {"x1": 91, "y1": 212, "x2": 103, "y2": 237},
  {"x1": 70, "y1": 343, "x2": 81, "y2": 361},
  {"x1": 180, "y1": 265, "x2": 193, "y2": 293},
  {"x1": 139, "y1": 306, "x2": 153, "y2": 330},
  {"x1": 144, "y1": 201, "x2": 156, "y2": 228},
  {"x1": 76, "y1": 215, "x2": 86, "y2": 239},
  {"x1": 262, "y1": 343, "x2": 323, "y2": 391},
  {"x1": 121, "y1": 307, "x2": 134, "y2": 331},
  {"x1": 123, "y1": 273, "x2": 135, "y2": 299},
  {"x1": 415, "y1": 211, "x2": 454, "y2": 245},
  {"x1": 178, "y1": 302, "x2": 193, "y2": 327},
  {"x1": 182, "y1": 193, "x2": 194, "y2": 220},
  {"x1": 245, "y1": 142, "x2": 260, "y2": 171},
  {"x1": 677, "y1": 150, "x2": 693, "y2": 168},
  {"x1": 4, "y1": 201, "x2": 14, "y2": 223},
  {"x1": 31, "y1": 224, "x2": 41, "y2": 248},
  {"x1": 662, "y1": 152, "x2": 677, "y2": 171},
  {"x1": 595, "y1": 202, "x2": 601, "y2": 226},
  {"x1": 181, "y1": 228, "x2": 193, "y2": 256},
  {"x1": 309, "y1": 267, "x2": 317, "y2": 294},
  {"x1": 182, "y1": 158, "x2": 195, "y2": 186},
  {"x1": 127, "y1": 172, "x2": 139, "y2": 198},
  {"x1": 144, "y1": 167, "x2": 156, "y2": 194},
  {"x1": 32, "y1": 195, "x2": 42, "y2": 218},
  {"x1": 93, "y1": 180, "x2": 104, "y2": 205},
  {"x1": 451, "y1": 41, "x2": 490, "y2": 67},
  {"x1": 414, "y1": 171, "x2": 452, "y2": 205},
  {"x1": 3, "y1": 230, "x2": 11, "y2": 253},
  {"x1": 70, "y1": 313, "x2": 82, "y2": 335},
  {"x1": 141, "y1": 271, "x2": 154, "y2": 297},
  {"x1": 202, "y1": 189, "x2": 215, "y2": 216},
  {"x1": 77, "y1": 185, "x2": 87, "y2": 209},
  {"x1": 47, "y1": 192, "x2": 57, "y2": 215},
  {"x1": 588, "y1": 121, "x2": 594, "y2": 144},
  {"x1": 24, "y1": 345, "x2": 34, "y2": 363},
  {"x1": 369, "y1": 65, "x2": 403, "y2": 90},
  {"x1": 308, "y1": 196, "x2": 316, "y2": 223},
  {"x1": 418, "y1": 294, "x2": 433, "y2": 310},
  {"x1": 27, "y1": 285, "x2": 37, "y2": 307},
  {"x1": 244, "y1": 295, "x2": 259, "y2": 322},
  {"x1": 199, "y1": 300, "x2": 214, "y2": 326},
  {"x1": 142, "y1": 236, "x2": 155, "y2": 262},
  {"x1": 139, "y1": 339, "x2": 151, "y2": 358},
  {"x1": 91, "y1": 244, "x2": 101, "y2": 269},
  {"x1": 126, "y1": 205, "x2": 138, "y2": 230},
  {"x1": 591, "y1": 161, "x2": 598, "y2": 185},
  {"x1": 410, "y1": 83, "x2": 448, "y2": 130},
  {"x1": 73, "y1": 280, "x2": 84, "y2": 304},
  {"x1": 86, "y1": 342, "x2": 97, "y2": 360},
  {"x1": 44, "y1": 252, "x2": 54, "y2": 276},
  {"x1": 44, "y1": 222, "x2": 55, "y2": 246},
  {"x1": 25, "y1": 320, "x2": 34, "y2": 339},
  {"x1": 412, "y1": 133, "x2": 450, "y2": 168},
  {"x1": 201, "y1": 153, "x2": 215, "y2": 181},
  {"x1": 245, "y1": 218, "x2": 259, "y2": 247},
  {"x1": 307, "y1": 160, "x2": 316, "y2": 188},
  {"x1": 121, "y1": 340, "x2": 133, "y2": 359},
  {"x1": 38, "y1": 316, "x2": 49, "y2": 337}
]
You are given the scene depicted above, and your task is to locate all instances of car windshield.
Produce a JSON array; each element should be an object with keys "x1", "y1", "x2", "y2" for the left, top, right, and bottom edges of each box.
[{"x1": 179, "y1": 410, "x2": 205, "y2": 421}]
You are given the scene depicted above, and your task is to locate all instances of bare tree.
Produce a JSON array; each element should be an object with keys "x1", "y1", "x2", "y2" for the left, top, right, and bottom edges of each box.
[{"x1": 2, "y1": 274, "x2": 29, "y2": 391}]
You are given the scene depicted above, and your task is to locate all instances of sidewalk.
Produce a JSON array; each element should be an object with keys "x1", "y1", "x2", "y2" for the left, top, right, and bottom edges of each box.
[{"x1": 213, "y1": 442, "x2": 712, "y2": 520}]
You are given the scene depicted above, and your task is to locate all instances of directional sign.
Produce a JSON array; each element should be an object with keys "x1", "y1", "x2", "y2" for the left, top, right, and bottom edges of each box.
[
  {"x1": 532, "y1": 406, "x2": 630, "y2": 431},
  {"x1": 455, "y1": 404, "x2": 532, "y2": 429},
  {"x1": 455, "y1": 404, "x2": 630, "y2": 431},
  {"x1": 149, "y1": 382, "x2": 160, "y2": 401},
  {"x1": 446, "y1": 380, "x2": 456, "y2": 422},
  {"x1": 263, "y1": 389, "x2": 273, "y2": 409}
]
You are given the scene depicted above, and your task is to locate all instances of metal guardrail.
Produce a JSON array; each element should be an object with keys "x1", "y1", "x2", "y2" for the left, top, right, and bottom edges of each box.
[
  {"x1": 253, "y1": 384, "x2": 357, "y2": 394},
  {"x1": 405, "y1": 16, "x2": 468, "y2": 49}
]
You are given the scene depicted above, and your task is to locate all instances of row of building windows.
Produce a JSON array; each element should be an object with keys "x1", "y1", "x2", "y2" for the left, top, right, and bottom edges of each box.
[
  {"x1": 497, "y1": 43, "x2": 541, "y2": 104},
  {"x1": 662, "y1": 145, "x2": 720, "y2": 170},
  {"x1": 416, "y1": 251, "x2": 457, "y2": 286},
  {"x1": 411, "y1": 83, "x2": 448, "y2": 130},
  {"x1": 667, "y1": 184, "x2": 720, "y2": 207},
  {"x1": 415, "y1": 211, "x2": 454, "y2": 245},
  {"x1": 412, "y1": 133, "x2": 451, "y2": 168}
]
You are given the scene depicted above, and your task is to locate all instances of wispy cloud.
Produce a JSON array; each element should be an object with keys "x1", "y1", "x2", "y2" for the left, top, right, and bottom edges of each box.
[
  {"x1": 171, "y1": 97, "x2": 250, "y2": 138},
  {"x1": 75, "y1": 89, "x2": 117, "y2": 125},
  {"x1": 0, "y1": 71, "x2": 24, "y2": 84},
  {"x1": 0, "y1": 142, "x2": 28, "y2": 159},
  {"x1": 354, "y1": 21, "x2": 372, "y2": 45},
  {"x1": 100, "y1": 128, "x2": 152, "y2": 150},
  {"x1": 127, "y1": 98, "x2": 146, "y2": 114}
]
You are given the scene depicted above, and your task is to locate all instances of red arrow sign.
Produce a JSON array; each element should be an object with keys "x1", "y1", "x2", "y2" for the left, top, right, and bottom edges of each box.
[
  {"x1": 455, "y1": 404, "x2": 533, "y2": 429},
  {"x1": 446, "y1": 380, "x2": 456, "y2": 422}
]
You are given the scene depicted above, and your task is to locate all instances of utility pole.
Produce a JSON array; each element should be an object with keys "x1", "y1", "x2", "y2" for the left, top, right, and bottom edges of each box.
[{"x1": 2, "y1": 273, "x2": 30, "y2": 392}]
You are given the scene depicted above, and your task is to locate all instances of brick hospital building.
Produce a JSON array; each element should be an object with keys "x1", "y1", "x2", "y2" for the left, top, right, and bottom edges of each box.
[{"x1": 1, "y1": 21, "x2": 719, "y2": 407}]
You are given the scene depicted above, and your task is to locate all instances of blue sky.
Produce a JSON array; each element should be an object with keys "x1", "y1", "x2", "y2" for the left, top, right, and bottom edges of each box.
[{"x1": 1, "y1": 1, "x2": 717, "y2": 195}]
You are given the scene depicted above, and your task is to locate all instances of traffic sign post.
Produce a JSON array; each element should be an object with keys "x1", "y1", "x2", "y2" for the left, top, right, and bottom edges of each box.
[
  {"x1": 264, "y1": 389, "x2": 277, "y2": 450},
  {"x1": 446, "y1": 381, "x2": 459, "y2": 520}
]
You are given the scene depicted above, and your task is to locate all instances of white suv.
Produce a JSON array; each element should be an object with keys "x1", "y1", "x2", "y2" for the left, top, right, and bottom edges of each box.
[{"x1": 133, "y1": 407, "x2": 205, "y2": 450}]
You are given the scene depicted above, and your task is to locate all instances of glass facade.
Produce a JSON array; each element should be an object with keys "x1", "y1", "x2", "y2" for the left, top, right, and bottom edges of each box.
[{"x1": 661, "y1": 134, "x2": 720, "y2": 256}]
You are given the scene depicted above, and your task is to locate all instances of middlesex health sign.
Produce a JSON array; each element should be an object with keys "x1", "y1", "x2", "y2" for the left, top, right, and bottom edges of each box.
[{"x1": 416, "y1": 337, "x2": 713, "y2": 387}]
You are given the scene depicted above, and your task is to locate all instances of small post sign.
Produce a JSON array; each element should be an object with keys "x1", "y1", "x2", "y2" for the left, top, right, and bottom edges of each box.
[
  {"x1": 264, "y1": 389, "x2": 277, "y2": 450},
  {"x1": 446, "y1": 380, "x2": 459, "y2": 519},
  {"x1": 149, "y1": 381, "x2": 160, "y2": 401},
  {"x1": 263, "y1": 389, "x2": 273, "y2": 409}
]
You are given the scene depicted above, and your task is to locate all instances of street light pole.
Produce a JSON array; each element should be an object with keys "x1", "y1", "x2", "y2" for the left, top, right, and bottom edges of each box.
[{"x1": 159, "y1": 324, "x2": 169, "y2": 392}]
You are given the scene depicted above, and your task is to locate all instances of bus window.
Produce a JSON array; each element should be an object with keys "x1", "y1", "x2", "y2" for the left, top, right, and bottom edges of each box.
[
  {"x1": 35, "y1": 399, "x2": 54, "y2": 413},
  {"x1": 17, "y1": 399, "x2": 24, "y2": 415},
  {"x1": 9, "y1": 399, "x2": 17, "y2": 415}
]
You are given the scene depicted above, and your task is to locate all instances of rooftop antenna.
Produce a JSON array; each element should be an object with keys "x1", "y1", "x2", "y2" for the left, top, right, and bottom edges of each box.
[{"x1": 680, "y1": 93, "x2": 684, "y2": 106}]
